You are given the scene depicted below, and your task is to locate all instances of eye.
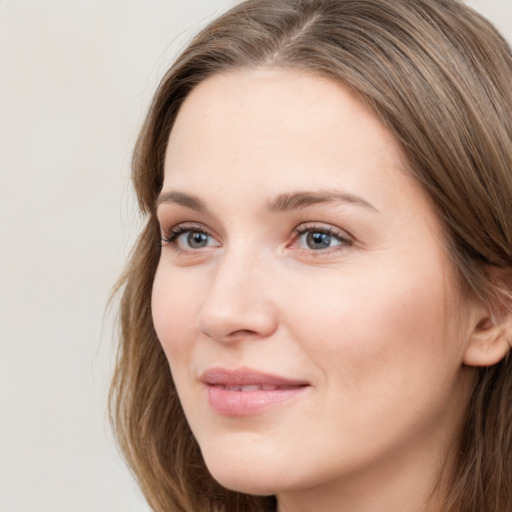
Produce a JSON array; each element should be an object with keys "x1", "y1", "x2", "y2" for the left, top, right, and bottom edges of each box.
[
  {"x1": 292, "y1": 224, "x2": 352, "y2": 252},
  {"x1": 161, "y1": 223, "x2": 220, "y2": 251},
  {"x1": 181, "y1": 231, "x2": 210, "y2": 249}
]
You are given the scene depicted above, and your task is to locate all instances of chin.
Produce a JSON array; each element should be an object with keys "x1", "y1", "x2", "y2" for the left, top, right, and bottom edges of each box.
[
  {"x1": 202, "y1": 450, "x2": 287, "y2": 496},
  {"x1": 212, "y1": 474, "x2": 277, "y2": 496}
]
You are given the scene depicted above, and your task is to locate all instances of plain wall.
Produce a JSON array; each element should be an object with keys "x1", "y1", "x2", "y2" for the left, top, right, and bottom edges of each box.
[{"x1": 1, "y1": 1, "x2": 510, "y2": 511}]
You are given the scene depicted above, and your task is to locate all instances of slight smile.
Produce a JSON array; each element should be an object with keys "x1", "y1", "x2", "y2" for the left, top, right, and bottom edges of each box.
[{"x1": 200, "y1": 367, "x2": 311, "y2": 416}]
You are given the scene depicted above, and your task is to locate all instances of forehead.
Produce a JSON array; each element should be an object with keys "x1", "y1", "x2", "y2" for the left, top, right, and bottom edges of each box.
[
  {"x1": 166, "y1": 67, "x2": 401, "y2": 159},
  {"x1": 164, "y1": 68, "x2": 411, "y2": 206}
]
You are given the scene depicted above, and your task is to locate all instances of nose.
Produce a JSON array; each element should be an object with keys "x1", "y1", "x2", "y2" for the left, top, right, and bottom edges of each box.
[{"x1": 196, "y1": 251, "x2": 278, "y2": 343}]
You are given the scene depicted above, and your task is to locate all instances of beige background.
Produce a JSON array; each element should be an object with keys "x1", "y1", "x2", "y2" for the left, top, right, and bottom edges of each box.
[{"x1": 1, "y1": 1, "x2": 510, "y2": 511}]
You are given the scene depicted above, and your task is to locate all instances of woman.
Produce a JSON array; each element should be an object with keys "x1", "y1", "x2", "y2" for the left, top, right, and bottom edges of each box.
[{"x1": 110, "y1": 0, "x2": 512, "y2": 511}]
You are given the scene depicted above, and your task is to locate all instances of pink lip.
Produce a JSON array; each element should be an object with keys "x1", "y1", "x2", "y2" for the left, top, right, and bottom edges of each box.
[{"x1": 200, "y1": 367, "x2": 310, "y2": 417}]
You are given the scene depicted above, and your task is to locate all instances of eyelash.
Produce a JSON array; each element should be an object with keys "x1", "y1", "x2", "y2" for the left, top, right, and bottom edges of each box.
[
  {"x1": 159, "y1": 222, "x2": 353, "y2": 253},
  {"x1": 160, "y1": 223, "x2": 211, "y2": 248},
  {"x1": 291, "y1": 223, "x2": 353, "y2": 252}
]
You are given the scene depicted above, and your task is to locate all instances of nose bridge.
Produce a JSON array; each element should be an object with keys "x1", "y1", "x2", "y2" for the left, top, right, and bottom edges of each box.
[{"x1": 196, "y1": 243, "x2": 277, "y2": 341}]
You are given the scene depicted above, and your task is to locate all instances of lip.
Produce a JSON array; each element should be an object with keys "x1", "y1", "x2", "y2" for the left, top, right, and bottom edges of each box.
[{"x1": 200, "y1": 367, "x2": 310, "y2": 416}]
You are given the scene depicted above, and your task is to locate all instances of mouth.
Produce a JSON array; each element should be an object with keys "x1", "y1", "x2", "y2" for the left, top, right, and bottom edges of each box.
[
  {"x1": 200, "y1": 367, "x2": 310, "y2": 416},
  {"x1": 210, "y1": 384, "x2": 304, "y2": 391}
]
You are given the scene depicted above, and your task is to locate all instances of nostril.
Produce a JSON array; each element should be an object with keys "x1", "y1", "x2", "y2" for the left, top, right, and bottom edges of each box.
[
  {"x1": 195, "y1": 285, "x2": 279, "y2": 342},
  {"x1": 231, "y1": 329, "x2": 258, "y2": 336},
  {"x1": 225, "y1": 329, "x2": 261, "y2": 340}
]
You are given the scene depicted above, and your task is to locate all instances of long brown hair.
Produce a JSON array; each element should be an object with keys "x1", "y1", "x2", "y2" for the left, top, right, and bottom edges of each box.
[{"x1": 110, "y1": 1, "x2": 512, "y2": 510}]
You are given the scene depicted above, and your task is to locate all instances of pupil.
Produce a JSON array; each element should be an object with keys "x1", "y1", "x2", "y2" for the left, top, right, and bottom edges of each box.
[
  {"x1": 188, "y1": 232, "x2": 208, "y2": 248},
  {"x1": 307, "y1": 231, "x2": 331, "y2": 249}
]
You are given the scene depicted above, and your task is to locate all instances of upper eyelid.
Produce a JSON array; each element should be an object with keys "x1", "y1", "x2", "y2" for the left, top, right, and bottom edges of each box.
[
  {"x1": 294, "y1": 222, "x2": 344, "y2": 232},
  {"x1": 292, "y1": 222, "x2": 353, "y2": 240},
  {"x1": 159, "y1": 221, "x2": 352, "y2": 238},
  {"x1": 158, "y1": 213, "x2": 221, "y2": 235},
  {"x1": 161, "y1": 223, "x2": 215, "y2": 239},
  {"x1": 160, "y1": 224, "x2": 220, "y2": 252},
  {"x1": 155, "y1": 203, "x2": 220, "y2": 232},
  {"x1": 160, "y1": 220, "x2": 348, "y2": 233},
  {"x1": 160, "y1": 221, "x2": 210, "y2": 234}
]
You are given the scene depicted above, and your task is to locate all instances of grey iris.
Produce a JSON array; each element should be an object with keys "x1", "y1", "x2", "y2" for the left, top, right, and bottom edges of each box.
[
  {"x1": 188, "y1": 232, "x2": 209, "y2": 248},
  {"x1": 307, "y1": 232, "x2": 331, "y2": 250}
]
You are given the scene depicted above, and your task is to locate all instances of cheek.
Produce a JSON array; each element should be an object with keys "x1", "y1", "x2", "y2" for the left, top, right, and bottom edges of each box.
[
  {"x1": 151, "y1": 264, "x2": 200, "y2": 363},
  {"x1": 283, "y1": 257, "x2": 463, "y2": 389},
  {"x1": 273, "y1": 263, "x2": 468, "y2": 462}
]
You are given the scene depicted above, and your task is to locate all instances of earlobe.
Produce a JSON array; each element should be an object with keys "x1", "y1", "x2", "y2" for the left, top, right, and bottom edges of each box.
[{"x1": 463, "y1": 312, "x2": 511, "y2": 367}]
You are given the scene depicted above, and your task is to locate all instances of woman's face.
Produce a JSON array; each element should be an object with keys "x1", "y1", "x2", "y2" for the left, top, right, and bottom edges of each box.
[{"x1": 152, "y1": 68, "x2": 477, "y2": 507}]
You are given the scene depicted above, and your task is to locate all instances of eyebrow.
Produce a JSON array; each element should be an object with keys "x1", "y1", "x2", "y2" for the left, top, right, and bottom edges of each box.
[
  {"x1": 155, "y1": 189, "x2": 378, "y2": 214},
  {"x1": 156, "y1": 191, "x2": 208, "y2": 212},
  {"x1": 266, "y1": 190, "x2": 378, "y2": 213}
]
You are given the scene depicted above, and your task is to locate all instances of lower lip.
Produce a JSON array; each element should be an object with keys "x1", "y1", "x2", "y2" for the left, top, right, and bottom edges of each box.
[{"x1": 206, "y1": 385, "x2": 308, "y2": 416}]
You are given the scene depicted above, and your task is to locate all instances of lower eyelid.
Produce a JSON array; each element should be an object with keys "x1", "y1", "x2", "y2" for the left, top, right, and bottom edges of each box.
[
  {"x1": 162, "y1": 224, "x2": 222, "y2": 251},
  {"x1": 160, "y1": 222, "x2": 352, "y2": 253}
]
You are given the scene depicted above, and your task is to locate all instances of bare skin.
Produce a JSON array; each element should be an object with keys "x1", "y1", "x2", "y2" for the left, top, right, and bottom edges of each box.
[{"x1": 152, "y1": 68, "x2": 489, "y2": 512}]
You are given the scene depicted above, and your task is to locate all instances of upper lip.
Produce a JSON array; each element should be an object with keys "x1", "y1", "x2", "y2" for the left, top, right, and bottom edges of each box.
[{"x1": 200, "y1": 367, "x2": 310, "y2": 388}]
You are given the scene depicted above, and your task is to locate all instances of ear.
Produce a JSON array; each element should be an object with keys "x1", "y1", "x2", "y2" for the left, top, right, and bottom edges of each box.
[{"x1": 463, "y1": 282, "x2": 512, "y2": 367}]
